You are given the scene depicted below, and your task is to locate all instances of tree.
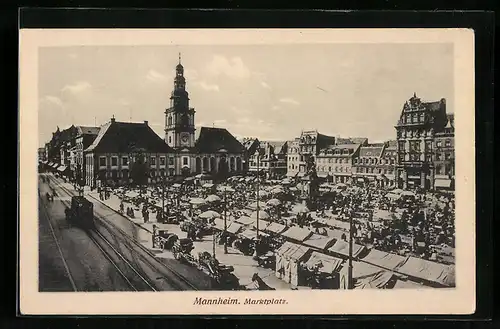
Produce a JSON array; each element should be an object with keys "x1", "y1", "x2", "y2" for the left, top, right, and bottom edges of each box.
[{"x1": 130, "y1": 148, "x2": 149, "y2": 187}]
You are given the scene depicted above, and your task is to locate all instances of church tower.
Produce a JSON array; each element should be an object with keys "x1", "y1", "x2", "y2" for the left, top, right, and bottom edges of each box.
[{"x1": 164, "y1": 53, "x2": 196, "y2": 149}]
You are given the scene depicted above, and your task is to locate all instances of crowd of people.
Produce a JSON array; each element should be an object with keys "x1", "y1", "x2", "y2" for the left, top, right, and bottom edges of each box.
[{"x1": 98, "y1": 172, "x2": 454, "y2": 266}]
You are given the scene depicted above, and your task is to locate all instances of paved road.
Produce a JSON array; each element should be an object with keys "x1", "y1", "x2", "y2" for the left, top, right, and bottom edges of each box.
[
  {"x1": 40, "y1": 173, "x2": 210, "y2": 291},
  {"x1": 39, "y1": 175, "x2": 134, "y2": 291}
]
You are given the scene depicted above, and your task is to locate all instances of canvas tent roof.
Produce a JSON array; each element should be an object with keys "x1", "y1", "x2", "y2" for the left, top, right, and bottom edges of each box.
[
  {"x1": 396, "y1": 256, "x2": 455, "y2": 287},
  {"x1": 345, "y1": 261, "x2": 395, "y2": 289},
  {"x1": 361, "y1": 249, "x2": 408, "y2": 271},
  {"x1": 239, "y1": 229, "x2": 268, "y2": 240},
  {"x1": 305, "y1": 252, "x2": 344, "y2": 274},
  {"x1": 234, "y1": 215, "x2": 255, "y2": 226},
  {"x1": 276, "y1": 241, "x2": 311, "y2": 261},
  {"x1": 281, "y1": 226, "x2": 313, "y2": 242},
  {"x1": 265, "y1": 222, "x2": 287, "y2": 234},
  {"x1": 328, "y1": 239, "x2": 366, "y2": 258},
  {"x1": 303, "y1": 234, "x2": 336, "y2": 250},
  {"x1": 227, "y1": 222, "x2": 243, "y2": 234},
  {"x1": 325, "y1": 228, "x2": 346, "y2": 240},
  {"x1": 251, "y1": 219, "x2": 271, "y2": 230}
]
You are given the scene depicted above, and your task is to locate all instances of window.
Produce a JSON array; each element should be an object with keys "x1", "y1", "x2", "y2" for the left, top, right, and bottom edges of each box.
[
  {"x1": 436, "y1": 141, "x2": 442, "y2": 148},
  {"x1": 99, "y1": 156, "x2": 106, "y2": 167},
  {"x1": 183, "y1": 157, "x2": 188, "y2": 165},
  {"x1": 445, "y1": 153, "x2": 451, "y2": 160},
  {"x1": 168, "y1": 136, "x2": 172, "y2": 144},
  {"x1": 410, "y1": 153, "x2": 420, "y2": 161},
  {"x1": 410, "y1": 141, "x2": 420, "y2": 152},
  {"x1": 420, "y1": 112, "x2": 425, "y2": 122},
  {"x1": 169, "y1": 157, "x2": 174, "y2": 166},
  {"x1": 436, "y1": 165, "x2": 443, "y2": 175},
  {"x1": 398, "y1": 141, "x2": 405, "y2": 151},
  {"x1": 150, "y1": 157, "x2": 156, "y2": 166},
  {"x1": 445, "y1": 164, "x2": 452, "y2": 175},
  {"x1": 436, "y1": 153, "x2": 442, "y2": 161},
  {"x1": 160, "y1": 156, "x2": 166, "y2": 166},
  {"x1": 425, "y1": 154, "x2": 433, "y2": 162},
  {"x1": 445, "y1": 139, "x2": 451, "y2": 147},
  {"x1": 111, "y1": 157, "x2": 118, "y2": 167},
  {"x1": 425, "y1": 140, "x2": 432, "y2": 152}
]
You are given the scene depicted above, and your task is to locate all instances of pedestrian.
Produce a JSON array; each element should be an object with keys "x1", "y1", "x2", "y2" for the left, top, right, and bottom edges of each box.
[{"x1": 152, "y1": 224, "x2": 158, "y2": 248}]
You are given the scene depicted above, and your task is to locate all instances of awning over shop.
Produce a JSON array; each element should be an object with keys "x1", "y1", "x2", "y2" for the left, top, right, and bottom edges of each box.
[
  {"x1": 328, "y1": 239, "x2": 366, "y2": 258},
  {"x1": 264, "y1": 222, "x2": 287, "y2": 234},
  {"x1": 297, "y1": 172, "x2": 306, "y2": 177},
  {"x1": 317, "y1": 172, "x2": 329, "y2": 178},
  {"x1": 281, "y1": 226, "x2": 313, "y2": 242},
  {"x1": 360, "y1": 249, "x2": 408, "y2": 271},
  {"x1": 57, "y1": 165, "x2": 67, "y2": 172},
  {"x1": 434, "y1": 179, "x2": 452, "y2": 188},
  {"x1": 356, "y1": 178, "x2": 364, "y2": 182},
  {"x1": 303, "y1": 234, "x2": 336, "y2": 250},
  {"x1": 202, "y1": 183, "x2": 214, "y2": 188},
  {"x1": 396, "y1": 256, "x2": 455, "y2": 287},
  {"x1": 305, "y1": 251, "x2": 344, "y2": 274},
  {"x1": 52, "y1": 163, "x2": 60, "y2": 169}
]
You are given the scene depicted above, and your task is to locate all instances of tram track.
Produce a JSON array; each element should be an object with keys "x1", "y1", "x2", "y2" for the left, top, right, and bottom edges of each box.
[
  {"x1": 38, "y1": 187, "x2": 78, "y2": 292},
  {"x1": 48, "y1": 175, "x2": 198, "y2": 291}
]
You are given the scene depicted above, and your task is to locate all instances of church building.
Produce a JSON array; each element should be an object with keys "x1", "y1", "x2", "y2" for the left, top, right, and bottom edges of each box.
[{"x1": 164, "y1": 54, "x2": 247, "y2": 179}]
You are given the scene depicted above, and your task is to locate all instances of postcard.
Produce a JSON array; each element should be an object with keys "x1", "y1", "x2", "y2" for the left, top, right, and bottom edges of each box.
[{"x1": 19, "y1": 28, "x2": 475, "y2": 315}]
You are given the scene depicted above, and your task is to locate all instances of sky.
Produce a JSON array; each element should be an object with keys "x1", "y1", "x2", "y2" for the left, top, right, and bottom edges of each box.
[{"x1": 38, "y1": 43, "x2": 453, "y2": 147}]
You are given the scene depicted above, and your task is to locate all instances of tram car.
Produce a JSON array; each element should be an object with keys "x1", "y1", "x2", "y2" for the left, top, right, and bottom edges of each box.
[{"x1": 65, "y1": 196, "x2": 95, "y2": 230}]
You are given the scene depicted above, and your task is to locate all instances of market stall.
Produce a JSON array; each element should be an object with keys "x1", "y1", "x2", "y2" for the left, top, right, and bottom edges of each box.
[
  {"x1": 395, "y1": 256, "x2": 455, "y2": 287},
  {"x1": 275, "y1": 241, "x2": 312, "y2": 286},
  {"x1": 281, "y1": 226, "x2": 313, "y2": 243},
  {"x1": 360, "y1": 248, "x2": 408, "y2": 271},
  {"x1": 327, "y1": 239, "x2": 367, "y2": 259},
  {"x1": 303, "y1": 234, "x2": 336, "y2": 251},
  {"x1": 339, "y1": 260, "x2": 396, "y2": 289}
]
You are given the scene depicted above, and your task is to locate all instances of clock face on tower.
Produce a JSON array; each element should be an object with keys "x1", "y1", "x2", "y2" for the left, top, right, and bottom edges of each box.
[{"x1": 180, "y1": 132, "x2": 189, "y2": 145}]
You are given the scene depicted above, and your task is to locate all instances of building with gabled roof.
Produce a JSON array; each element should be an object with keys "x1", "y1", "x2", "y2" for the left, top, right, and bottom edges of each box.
[
  {"x1": 248, "y1": 140, "x2": 289, "y2": 179},
  {"x1": 394, "y1": 93, "x2": 454, "y2": 190},
  {"x1": 163, "y1": 54, "x2": 246, "y2": 179},
  {"x1": 316, "y1": 143, "x2": 361, "y2": 183},
  {"x1": 84, "y1": 118, "x2": 175, "y2": 187},
  {"x1": 73, "y1": 125, "x2": 101, "y2": 184}
]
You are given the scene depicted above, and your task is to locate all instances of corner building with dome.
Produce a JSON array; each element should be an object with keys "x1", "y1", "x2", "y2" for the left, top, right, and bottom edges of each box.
[{"x1": 164, "y1": 55, "x2": 247, "y2": 179}]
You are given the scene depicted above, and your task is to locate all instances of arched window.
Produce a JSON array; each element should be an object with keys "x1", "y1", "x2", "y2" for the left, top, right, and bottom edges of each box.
[{"x1": 168, "y1": 115, "x2": 173, "y2": 126}]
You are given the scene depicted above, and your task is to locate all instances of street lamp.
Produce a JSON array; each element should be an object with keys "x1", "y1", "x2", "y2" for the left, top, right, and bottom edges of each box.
[{"x1": 219, "y1": 185, "x2": 235, "y2": 254}]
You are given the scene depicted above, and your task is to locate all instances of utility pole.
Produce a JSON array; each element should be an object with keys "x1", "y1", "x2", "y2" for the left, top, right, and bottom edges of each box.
[
  {"x1": 224, "y1": 188, "x2": 228, "y2": 254},
  {"x1": 348, "y1": 206, "x2": 354, "y2": 289},
  {"x1": 256, "y1": 152, "x2": 260, "y2": 239}
]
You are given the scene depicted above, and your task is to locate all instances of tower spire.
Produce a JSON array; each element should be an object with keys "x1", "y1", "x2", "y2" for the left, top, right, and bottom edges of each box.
[{"x1": 179, "y1": 52, "x2": 181, "y2": 65}]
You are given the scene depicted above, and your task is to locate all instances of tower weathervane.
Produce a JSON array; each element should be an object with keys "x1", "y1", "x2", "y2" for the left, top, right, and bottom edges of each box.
[{"x1": 179, "y1": 52, "x2": 181, "y2": 64}]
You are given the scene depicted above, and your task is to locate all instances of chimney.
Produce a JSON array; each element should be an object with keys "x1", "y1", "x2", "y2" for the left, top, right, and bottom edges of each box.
[
  {"x1": 111, "y1": 115, "x2": 115, "y2": 123},
  {"x1": 144, "y1": 120, "x2": 148, "y2": 126}
]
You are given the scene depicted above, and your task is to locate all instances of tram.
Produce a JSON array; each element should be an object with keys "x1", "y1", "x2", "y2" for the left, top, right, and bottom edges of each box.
[{"x1": 65, "y1": 196, "x2": 95, "y2": 230}]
